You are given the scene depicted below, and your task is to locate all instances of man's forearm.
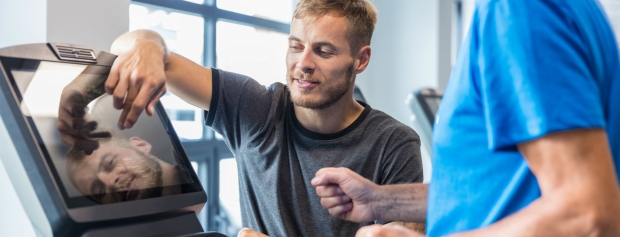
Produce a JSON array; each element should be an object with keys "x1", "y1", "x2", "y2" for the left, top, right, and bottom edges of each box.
[
  {"x1": 373, "y1": 183, "x2": 428, "y2": 223},
  {"x1": 448, "y1": 194, "x2": 620, "y2": 237},
  {"x1": 450, "y1": 129, "x2": 620, "y2": 237}
]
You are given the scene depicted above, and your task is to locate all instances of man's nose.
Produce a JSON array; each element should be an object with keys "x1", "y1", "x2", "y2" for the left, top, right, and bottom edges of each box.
[
  {"x1": 98, "y1": 172, "x2": 120, "y2": 189},
  {"x1": 296, "y1": 48, "x2": 316, "y2": 74}
]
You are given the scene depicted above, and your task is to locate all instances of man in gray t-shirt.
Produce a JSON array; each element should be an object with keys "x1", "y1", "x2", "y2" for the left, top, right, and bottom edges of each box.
[
  {"x1": 207, "y1": 70, "x2": 422, "y2": 236},
  {"x1": 104, "y1": 0, "x2": 423, "y2": 236}
]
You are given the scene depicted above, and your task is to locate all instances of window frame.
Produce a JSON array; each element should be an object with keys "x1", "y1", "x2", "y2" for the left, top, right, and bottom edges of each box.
[{"x1": 130, "y1": 0, "x2": 291, "y2": 233}]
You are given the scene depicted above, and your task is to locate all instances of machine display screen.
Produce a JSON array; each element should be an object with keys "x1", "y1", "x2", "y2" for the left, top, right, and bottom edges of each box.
[
  {"x1": 423, "y1": 96, "x2": 442, "y2": 118},
  {"x1": 1, "y1": 59, "x2": 203, "y2": 208}
]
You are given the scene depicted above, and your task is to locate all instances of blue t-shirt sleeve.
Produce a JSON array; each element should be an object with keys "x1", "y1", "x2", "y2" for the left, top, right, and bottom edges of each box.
[{"x1": 475, "y1": 0, "x2": 605, "y2": 150}]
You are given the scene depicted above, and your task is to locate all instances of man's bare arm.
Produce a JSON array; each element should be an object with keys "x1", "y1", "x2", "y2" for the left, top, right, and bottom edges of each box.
[
  {"x1": 373, "y1": 183, "x2": 428, "y2": 223},
  {"x1": 106, "y1": 29, "x2": 212, "y2": 129},
  {"x1": 312, "y1": 168, "x2": 428, "y2": 223},
  {"x1": 449, "y1": 129, "x2": 620, "y2": 237},
  {"x1": 353, "y1": 129, "x2": 620, "y2": 237}
]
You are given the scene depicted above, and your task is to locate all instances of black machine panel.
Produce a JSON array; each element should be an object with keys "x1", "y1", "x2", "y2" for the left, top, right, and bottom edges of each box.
[
  {"x1": 2, "y1": 58, "x2": 203, "y2": 208},
  {"x1": 0, "y1": 44, "x2": 208, "y2": 236},
  {"x1": 415, "y1": 88, "x2": 443, "y2": 126}
]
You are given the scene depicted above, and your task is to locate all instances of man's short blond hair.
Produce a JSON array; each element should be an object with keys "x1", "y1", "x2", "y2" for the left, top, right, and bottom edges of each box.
[{"x1": 293, "y1": 0, "x2": 378, "y2": 53}]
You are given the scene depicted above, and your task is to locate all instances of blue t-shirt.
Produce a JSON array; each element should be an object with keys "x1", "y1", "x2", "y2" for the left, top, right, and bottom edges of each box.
[{"x1": 428, "y1": 0, "x2": 620, "y2": 235}]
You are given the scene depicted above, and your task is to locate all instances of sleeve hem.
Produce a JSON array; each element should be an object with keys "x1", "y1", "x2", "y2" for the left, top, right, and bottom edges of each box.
[
  {"x1": 204, "y1": 68, "x2": 220, "y2": 127},
  {"x1": 490, "y1": 124, "x2": 607, "y2": 151}
]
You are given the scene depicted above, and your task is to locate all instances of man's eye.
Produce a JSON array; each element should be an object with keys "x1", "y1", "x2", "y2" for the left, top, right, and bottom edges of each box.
[
  {"x1": 316, "y1": 49, "x2": 333, "y2": 57},
  {"x1": 105, "y1": 157, "x2": 115, "y2": 172}
]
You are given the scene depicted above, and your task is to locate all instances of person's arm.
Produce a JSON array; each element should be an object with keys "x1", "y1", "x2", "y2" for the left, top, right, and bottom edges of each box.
[
  {"x1": 57, "y1": 65, "x2": 112, "y2": 154},
  {"x1": 351, "y1": 129, "x2": 620, "y2": 237},
  {"x1": 383, "y1": 221, "x2": 425, "y2": 234},
  {"x1": 311, "y1": 167, "x2": 428, "y2": 223},
  {"x1": 105, "y1": 29, "x2": 212, "y2": 130},
  {"x1": 448, "y1": 129, "x2": 620, "y2": 237},
  {"x1": 237, "y1": 228, "x2": 269, "y2": 237},
  {"x1": 372, "y1": 128, "x2": 425, "y2": 230}
]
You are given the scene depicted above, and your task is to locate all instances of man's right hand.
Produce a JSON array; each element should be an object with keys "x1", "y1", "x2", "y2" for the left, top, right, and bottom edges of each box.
[
  {"x1": 311, "y1": 167, "x2": 381, "y2": 223},
  {"x1": 105, "y1": 37, "x2": 168, "y2": 130}
]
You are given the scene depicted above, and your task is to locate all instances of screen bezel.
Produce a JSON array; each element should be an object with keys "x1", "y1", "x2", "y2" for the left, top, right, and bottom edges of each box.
[
  {"x1": 0, "y1": 48, "x2": 206, "y2": 222},
  {"x1": 415, "y1": 89, "x2": 443, "y2": 126}
]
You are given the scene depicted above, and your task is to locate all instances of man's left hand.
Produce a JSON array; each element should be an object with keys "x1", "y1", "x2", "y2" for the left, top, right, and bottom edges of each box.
[
  {"x1": 356, "y1": 224, "x2": 425, "y2": 237},
  {"x1": 237, "y1": 228, "x2": 269, "y2": 237}
]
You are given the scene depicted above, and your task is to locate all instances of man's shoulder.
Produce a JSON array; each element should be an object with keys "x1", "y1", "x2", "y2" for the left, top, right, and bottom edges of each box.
[
  {"x1": 363, "y1": 108, "x2": 420, "y2": 140},
  {"x1": 217, "y1": 69, "x2": 288, "y2": 92}
]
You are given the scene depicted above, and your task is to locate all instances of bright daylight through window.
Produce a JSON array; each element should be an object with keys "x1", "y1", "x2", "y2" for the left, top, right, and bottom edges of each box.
[{"x1": 129, "y1": 1, "x2": 292, "y2": 235}]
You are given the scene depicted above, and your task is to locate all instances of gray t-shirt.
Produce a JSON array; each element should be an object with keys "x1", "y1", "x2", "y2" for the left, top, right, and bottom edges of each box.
[{"x1": 204, "y1": 69, "x2": 423, "y2": 237}]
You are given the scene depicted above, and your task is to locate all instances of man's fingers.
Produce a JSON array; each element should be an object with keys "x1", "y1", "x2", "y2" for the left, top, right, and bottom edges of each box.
[
  {"x1": 117, "y1": 77, "x2": 139, "y2": 129},
  {"x1": 315, "y1": 184, "x2": 344, "y2": 197},
  {"x1": 73, "y1": 140, "x2": 99, "y2": 154},
  {"x1": 145, "y1": 85, "x2": 166, "y2": 116},
  {"x1": 105, "y1": 60, "x2": 121, "y2": 95},
  {"x1": 327, "y1": 202, "x2": 353, "y2": 218},
  {"x1": 112, "y1": 69, "x2": 130, "y2": 110},
  {"x1": 118, "y1": 71, "x2": 149, "y2": 130},
  {"x1": 59, "y1": 133, "x2": 77, "y2": 147},
  {"x1": 72, "y1": 118, "x2": 85, "y2": 130},
  {"x1": 356, "y1": 224, "x2": 421, "y2": 237},
  {"x1": 237, "y1": 228, "x2": 269, "y2": 237},
  {"x1": 57, "y1": 118, "x2": 73, "y2": 133},
  {"x1": 81, "y1": 121, "x2": 98, "y2": 132},
  {"x1": 315, "y1": 167, "x2": 339, "y2": 178},
  {"x1": 60, "y1": 133, "x2": 99, "y2": 154},
  {"x1": 312, "y1": 167, "x2": 352, "y2": 186},
  {"x1": 320, "y1": 195, "x2": 351, "y2": 208},
  {"x1": 356, "y1": 225, "x2": 383, "y2": 237},
  {"x1": 70, "y1": 102, "x2": 87, "y2": 118},
  {"x1": 125, "y1": 80, "x2": 158, "y2": 125},
  {"x1": 88, "y1": 131, "x2": 111, "y2": 139},
  {"x1": 117, "y1": 105, "x2": 130, "y2": 130}
]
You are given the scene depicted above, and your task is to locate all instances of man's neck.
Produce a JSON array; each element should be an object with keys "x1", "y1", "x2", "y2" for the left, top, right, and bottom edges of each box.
[{"x1": 294, "y1": 97, "x2": 365, "y2": 134}]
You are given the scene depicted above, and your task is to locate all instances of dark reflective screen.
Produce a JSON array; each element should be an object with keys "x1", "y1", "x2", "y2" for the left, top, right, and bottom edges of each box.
[{"x1": 2, "y1": 59, "x2": 202, "y2": 207}]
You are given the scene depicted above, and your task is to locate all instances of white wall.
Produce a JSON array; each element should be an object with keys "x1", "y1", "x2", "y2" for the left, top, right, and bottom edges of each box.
[
  {"x1": 0, "y1": 119, "x2": 38, "y2": 237},
  {"x1": 353, "y1": 0, "x2": 455, "y2": 182},
  {"x1": 47, "y1": 0, "x2": 130, "y2": 51},
  {"x1": 0, "y1": 0, "x2": 47, "y2": 48},
  {"x1": 357, "y1": 0, "x2": 451, "y2": 126},
  {"x1": 0, "y1": 0, "x2": 130, "y2": 235},
  {"x1": 357, "y1": 0, "x2": 436, "y2": 125},
  {"x1": 0, "y1": 0, "x2": 129, "y2": 51}
]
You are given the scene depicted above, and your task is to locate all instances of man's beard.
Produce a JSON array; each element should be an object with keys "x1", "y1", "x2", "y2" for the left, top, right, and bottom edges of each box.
[
  {"x1": 288, "y1": 63, "x2": 355, "y2": 110},
  {"x1": 128, "y1": 150, "x2": 164, "y2": 200}
]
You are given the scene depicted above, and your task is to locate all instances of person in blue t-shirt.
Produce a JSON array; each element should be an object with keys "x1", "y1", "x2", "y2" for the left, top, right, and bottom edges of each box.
[{"x1": 312, "y1": 0, "x2": 620, "y2": 236}]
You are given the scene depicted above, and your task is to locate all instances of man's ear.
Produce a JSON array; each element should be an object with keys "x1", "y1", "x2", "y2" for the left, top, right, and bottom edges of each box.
[
  {"x1": 129, "y1": 136, "x2": 152, "y2": 153},
  {"x1": 354, "y1": 45, "x2": 371, "y2": 74}
]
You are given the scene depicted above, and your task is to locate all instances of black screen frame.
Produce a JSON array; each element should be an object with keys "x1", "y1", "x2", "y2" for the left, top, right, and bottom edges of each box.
[
  {"x1": 1, "y1": 58, "x2": 204, "y2": 208},
  {"x1": 415, "y1": 89, "x2": 443, "y2": 126},
  {"x1": 0, "y1": 43, "x2": 206, "y2": 224}
]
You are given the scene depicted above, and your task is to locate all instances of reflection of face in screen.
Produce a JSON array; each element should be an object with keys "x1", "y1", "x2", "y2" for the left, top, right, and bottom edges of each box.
[
  {"x1": 66, "y1": 133, "x2": 186, "y2": 204},
  {"x1": 4, "y1": 60, "x2": 198, "y2": 207}
]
